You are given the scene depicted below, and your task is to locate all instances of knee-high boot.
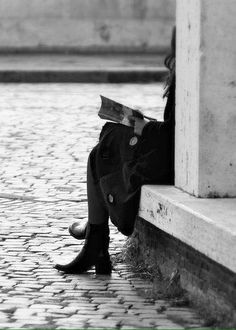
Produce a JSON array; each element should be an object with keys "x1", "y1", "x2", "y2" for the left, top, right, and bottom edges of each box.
[
  {"x1": 55, "y1": 222, "x2": 111, "y2": 274},
  {"x1": 95, "y1": 224, "x2": 112, "y2": 274},
  {"x1": 68, "y1": 220, "x2": 87, "y2": 240}
]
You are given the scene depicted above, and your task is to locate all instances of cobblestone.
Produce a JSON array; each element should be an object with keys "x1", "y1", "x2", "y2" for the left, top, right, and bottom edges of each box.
[{"x1": 0, "y1": 83, "x2": 204, "y2": 328}]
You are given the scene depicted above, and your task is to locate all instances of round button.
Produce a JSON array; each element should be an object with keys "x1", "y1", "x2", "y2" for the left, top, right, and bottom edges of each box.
[
  {"x1": 107, "y1": 194, "x2": 114, "y2": 204},
  {"x1": 129, "y1": 136, "x2": 138, "y2": 146}
]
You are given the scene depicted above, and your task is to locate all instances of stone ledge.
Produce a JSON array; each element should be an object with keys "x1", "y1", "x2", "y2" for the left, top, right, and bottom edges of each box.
[
  {"x1": 139, "y1": 185, "x2": 236, "y2": 273},
  {"x1": 0, "y1": 69, "x2": 166, "y2": 83},
  {"x1": 0, "y1": 54, "x2": 167, "y2": 82}
]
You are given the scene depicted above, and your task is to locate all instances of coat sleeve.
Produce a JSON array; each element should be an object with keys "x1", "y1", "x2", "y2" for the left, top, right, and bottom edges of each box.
[{"x1": 122, "y1": 120, "x2": 174, "y2": 192}]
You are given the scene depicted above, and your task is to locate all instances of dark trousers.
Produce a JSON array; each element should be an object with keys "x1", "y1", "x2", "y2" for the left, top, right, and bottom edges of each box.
[{"x1": 87, "y1": 150, "x2": 109, "y2": 225}]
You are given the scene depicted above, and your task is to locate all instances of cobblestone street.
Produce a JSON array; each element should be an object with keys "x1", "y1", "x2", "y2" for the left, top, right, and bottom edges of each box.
[{"x1": 0, "y1": 83, "x2": 203, "y2": 329}]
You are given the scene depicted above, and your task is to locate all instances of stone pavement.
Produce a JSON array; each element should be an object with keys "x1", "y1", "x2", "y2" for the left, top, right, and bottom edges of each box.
[{"x1": 0, "y1": 83, "x2": 204, "y2": 329}]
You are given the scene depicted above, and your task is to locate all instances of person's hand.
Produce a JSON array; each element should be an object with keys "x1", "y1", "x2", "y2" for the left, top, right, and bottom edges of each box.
[{"x1": 128, "y1": 116, "x2": 148, "y2": 136}]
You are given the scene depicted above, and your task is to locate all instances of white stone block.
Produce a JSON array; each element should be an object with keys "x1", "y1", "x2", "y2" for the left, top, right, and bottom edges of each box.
[
  {"x1": 176, "y1": 0, "x2": 236, "y2": 197},
  {"x1": 139, "y1": 185, "x2": 236, "y2": 273}
]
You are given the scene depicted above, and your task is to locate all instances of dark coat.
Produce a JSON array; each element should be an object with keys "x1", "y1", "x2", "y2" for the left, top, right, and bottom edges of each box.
[{"x1": 90, "y1": 85, "x2": 175, "y2": 236}]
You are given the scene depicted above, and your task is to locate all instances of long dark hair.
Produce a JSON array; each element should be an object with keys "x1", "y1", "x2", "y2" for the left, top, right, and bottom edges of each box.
[{"x1": 163, "y1": 26, "x2": 176, "y2": 98}]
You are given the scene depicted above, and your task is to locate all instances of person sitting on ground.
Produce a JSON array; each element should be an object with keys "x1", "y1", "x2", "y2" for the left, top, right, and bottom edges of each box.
[{"x1": 54, "y1": 27, "x2": 176, "y2": 274}]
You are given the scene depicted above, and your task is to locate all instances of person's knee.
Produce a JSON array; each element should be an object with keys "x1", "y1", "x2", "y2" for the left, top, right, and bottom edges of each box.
[{"x1": 118, "y1": 225, "x2": 134, "y2": 237}]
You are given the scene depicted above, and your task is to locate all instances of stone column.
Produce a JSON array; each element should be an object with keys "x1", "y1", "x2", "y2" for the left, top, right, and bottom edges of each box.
[{"x1": 175, "y1": 0, "x2": 236, "y2": 197}]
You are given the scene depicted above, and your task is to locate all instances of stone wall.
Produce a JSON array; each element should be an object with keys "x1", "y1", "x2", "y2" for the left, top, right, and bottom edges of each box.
[
  {"x1": 128, "y1": 217, "x2": 236, "y2": 327},
  {"x1": 0, "y1": 0, "x2": 176, "y2": 53}
]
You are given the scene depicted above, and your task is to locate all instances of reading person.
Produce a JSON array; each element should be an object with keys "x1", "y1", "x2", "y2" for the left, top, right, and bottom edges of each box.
[{"x1": 55, "y1": 27, "x2": 176, "y2": 274}]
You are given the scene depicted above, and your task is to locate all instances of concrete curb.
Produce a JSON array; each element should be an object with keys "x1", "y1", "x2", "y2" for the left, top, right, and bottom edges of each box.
[{"x1": 0, "y1": 68, "x2": 167, "y2": 83}]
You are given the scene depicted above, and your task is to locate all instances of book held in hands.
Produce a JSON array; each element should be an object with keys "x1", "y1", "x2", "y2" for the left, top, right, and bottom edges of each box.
[{"x1": 98, "y1": 95, "x2": 156, "y2": 127}]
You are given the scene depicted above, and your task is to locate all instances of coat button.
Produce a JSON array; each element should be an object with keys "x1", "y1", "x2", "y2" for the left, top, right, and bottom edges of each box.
[
  {"x1": 129, "y1": 136, "x2": 138, "y2": 146},
  {"x1": 107, "y1": 194, "x2": 114, "y2": 204}
]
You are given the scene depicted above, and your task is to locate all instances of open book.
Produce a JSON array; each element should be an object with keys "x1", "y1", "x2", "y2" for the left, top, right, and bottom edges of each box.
[{"x1": 98, "y1": 95, "x2": 156, "y2": 127}]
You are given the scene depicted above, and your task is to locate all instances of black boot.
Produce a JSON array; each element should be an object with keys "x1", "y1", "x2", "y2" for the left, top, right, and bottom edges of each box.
[
  {"x1": 95, "y1": 224, "x2": 112, "y2": 275},
  {"x1": 55, "y1": 223, "x2": 111, "y2": 274},
  {"x1": 68, "y1": 220, "x2": 87, "y2": 240}
]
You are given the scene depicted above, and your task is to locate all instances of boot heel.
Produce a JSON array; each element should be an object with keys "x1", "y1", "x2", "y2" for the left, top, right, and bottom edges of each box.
[{"x1": 95, "y1": 255, "x2": 112, "y2": 275}]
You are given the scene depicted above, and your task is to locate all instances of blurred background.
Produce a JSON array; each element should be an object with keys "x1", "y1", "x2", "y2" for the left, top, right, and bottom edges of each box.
[{"x1": 0, "y1": 0, "x2": 175, "y2": 54}]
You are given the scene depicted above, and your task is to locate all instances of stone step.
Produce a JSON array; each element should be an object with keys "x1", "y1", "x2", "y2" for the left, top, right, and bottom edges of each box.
[
  {"x1": 139, "y1": 185, "x2": 236, "y2": 273},
  {"x1": 137, "y1": 185, "x2": 236, "y2": 325},
  {"x1": 0, "y1": 54, "x2": 167, "y2": 83}
]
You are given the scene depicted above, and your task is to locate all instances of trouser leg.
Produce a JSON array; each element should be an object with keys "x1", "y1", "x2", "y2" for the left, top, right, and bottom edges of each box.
[
  {"x1": 54, "y1": 148, "x2": 112, "y2": 274},
  {"x1": 87, "y1": 151, "x2": 109, "y2": 225},
  {"x1": 87, "y1": 152, "x2": 112, "y2": 274}
]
